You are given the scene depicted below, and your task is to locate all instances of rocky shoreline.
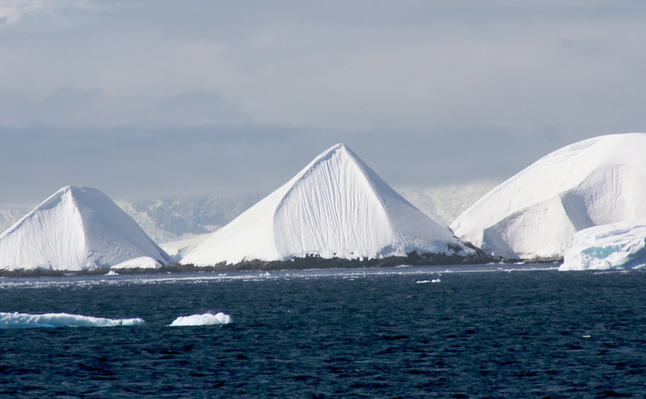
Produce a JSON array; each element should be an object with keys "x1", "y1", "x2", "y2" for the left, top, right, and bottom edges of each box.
[{"x1": 0, "y1": 252, "x2": 563, "y2": 277}]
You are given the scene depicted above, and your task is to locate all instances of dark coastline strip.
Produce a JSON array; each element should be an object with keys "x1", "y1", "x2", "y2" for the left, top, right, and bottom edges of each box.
[{"x1": 0, "y1": 252, "x2": 562, "y2": 277}]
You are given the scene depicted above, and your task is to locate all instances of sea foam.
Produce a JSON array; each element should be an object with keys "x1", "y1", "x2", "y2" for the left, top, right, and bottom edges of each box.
[
  {"x1": 169, "y1": 312, "x2": 233, "y2": 326},
  {"x1": 0, "y1": 312, "x2": 145, "y2": 329}
]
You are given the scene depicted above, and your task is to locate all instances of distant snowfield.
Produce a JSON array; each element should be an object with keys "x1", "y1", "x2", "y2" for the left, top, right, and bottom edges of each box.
[
  {"x1": 116, "y1": 194, "x2": 262, "y2": 244},
  {"x1": 396, "y1": 182, "x2": 498, "y2": 224},
  {"x1": 0, "y1": 206, "x2": 33, "y2": 235}
]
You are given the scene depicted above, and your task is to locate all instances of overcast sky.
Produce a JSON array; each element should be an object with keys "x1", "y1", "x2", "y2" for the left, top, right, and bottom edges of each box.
[{"x1": 1, "y1": 1, "x2": 645, "y2": 204}]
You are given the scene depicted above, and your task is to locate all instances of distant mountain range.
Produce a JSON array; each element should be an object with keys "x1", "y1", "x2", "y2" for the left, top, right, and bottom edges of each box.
[{"x1": 0, "y1": 185, "x2": 494, "y2": 246}]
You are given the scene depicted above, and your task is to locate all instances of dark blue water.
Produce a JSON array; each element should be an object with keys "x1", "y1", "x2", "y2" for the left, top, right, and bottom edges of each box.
[{"x1": 1, "y1": 265, "x2": 646, "y2": 398}]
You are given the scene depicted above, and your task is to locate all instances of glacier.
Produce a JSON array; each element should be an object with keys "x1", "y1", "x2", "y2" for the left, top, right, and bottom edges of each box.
[
  {"x1": 181, "y1": 143, "x2": 470, "y2": 266},
  {"x1": 560, "y1": 219, "x2": 646, "y2": 271},
  {"x1": 0, "y1": 186, "x2": 172, "y2": 271},
  {"x1": 0, "y1": 312, "x2": 145, "y2": 329},
  {"x1": 451, "y1": 133, "x2": 646, "y2": 259}
]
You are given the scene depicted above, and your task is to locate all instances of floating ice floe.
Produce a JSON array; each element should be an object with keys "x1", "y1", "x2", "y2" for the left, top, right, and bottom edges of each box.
[
  {"x1": 0, "y1": 312, "x2": 145, "y2": 329},
  {"x1": 416, "y1": 278, "x2": 441, "y2": 284},
  {"x1": 169, "y1": 312, "x2": 233, "y2": 326},
  {"x1": 452, "y1": 133, "x2": 646, "y2": 259},
  {"x1": 560, "y1": 219, "x2": 646, "y2": 271}
]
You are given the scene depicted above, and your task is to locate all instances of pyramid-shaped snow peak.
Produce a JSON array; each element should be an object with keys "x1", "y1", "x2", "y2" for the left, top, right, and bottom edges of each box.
[
  {"x1": 181, "y1": 143, "x2": 470, "y2": 266},
  {"x1": 451, "y1": 133, "x2": 646, "y2": 259},
  {"x1": 0, "y1": 186, "x2": 172, "y2": 271}
]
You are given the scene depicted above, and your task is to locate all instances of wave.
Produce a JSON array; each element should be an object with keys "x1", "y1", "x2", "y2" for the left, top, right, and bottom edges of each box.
[
  {"x1": 0, "y1": 312, "x2": 145, "y2": 329},
  {"x1": 169, "y1": 312, "x2": 233, "y2": 326}
]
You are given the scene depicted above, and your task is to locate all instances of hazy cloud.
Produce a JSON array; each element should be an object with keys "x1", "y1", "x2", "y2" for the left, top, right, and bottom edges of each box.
[
  {"x1": 0, "y1": 125, "x2": 571, "y2": 205},
  {"x1": 1, "y1": 1, "x2": 645, "y2": 203},
  {"x1": 0, "y1": 0, "x2": 89, "y2": 25}
]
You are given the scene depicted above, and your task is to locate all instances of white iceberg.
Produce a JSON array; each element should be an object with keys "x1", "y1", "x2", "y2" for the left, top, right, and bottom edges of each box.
[
  {"x1": 560, "y1": 219, "x2": 646, "y2": 270},
  {"x1": 169, "y1": 312, "x2": 233, "y2": 326},
  {"x1": 181, "y1": 143, "x2": 470, "y2": 266},
  {"x1": 451, "y1": 133, "x2": 646, "y2": 259},
  {"x1": 0, "y1": 312, "x2": 145, "y2": 329},
  {"x1": 0, "y1": 186, "x2": 172, "y2": 271}
]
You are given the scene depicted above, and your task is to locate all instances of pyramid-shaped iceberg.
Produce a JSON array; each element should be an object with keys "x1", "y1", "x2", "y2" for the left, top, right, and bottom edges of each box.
[
  {"x1": 182, "y1": 143, "x2": 470, "y2": 266},
  {"x1": 451, "y1": 133, "x2": 646, "y2": 259},
  {"x1": 0, "y1": 186, "x2": 172, "y2": 271}
]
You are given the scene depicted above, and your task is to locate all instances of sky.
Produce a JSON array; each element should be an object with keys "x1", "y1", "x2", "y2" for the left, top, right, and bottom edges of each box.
[{"x1": 1, "y1": 0, "x2": 645, "y2": 204}]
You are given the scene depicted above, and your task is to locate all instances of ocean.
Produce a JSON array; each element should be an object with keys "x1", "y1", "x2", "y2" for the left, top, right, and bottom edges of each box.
[{"x1": 1, "y1": 264, "x2": 645, "y2": 398}]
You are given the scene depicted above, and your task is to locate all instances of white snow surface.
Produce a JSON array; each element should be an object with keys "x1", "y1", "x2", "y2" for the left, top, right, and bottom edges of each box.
[
  {"x1": 560, "y1": 219, "x2": 646, "y2": 271},
  {"x1": 0, "y1": 186, "x2": 172, "y2": 271},
  {"x1": 451, "y1": 133, "x2": 646, "y2": 259},
  {"x1": 182, "y1": 144, "x2": 468, "y2": 266},
  {"x1": 160, "y1": 233, "x2": 213, "y2": 262},
  {"x1": 169, "y1": 312, "x2": 233, "y2": 326},
  {"x1": 0, "y1": 312, "x2": 145, "y2": 329},
  {"x1": 111, "y1": 256, "x2": 163, "y2": 270}
]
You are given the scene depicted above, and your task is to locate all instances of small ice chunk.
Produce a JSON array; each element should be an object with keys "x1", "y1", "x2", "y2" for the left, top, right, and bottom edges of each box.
[
  {"x1": 560, "y1": 219, "x2": 646, "y2": 271},
  {"x1": 169, "y1": 312, "x2": 233, "y2": 326}
]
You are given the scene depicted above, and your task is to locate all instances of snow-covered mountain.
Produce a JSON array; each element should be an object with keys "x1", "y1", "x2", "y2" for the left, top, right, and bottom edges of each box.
[
  {"x1": 451, "y1": 133, "x2": 646, "y2": 259},
  {"x1": 396, "y1": 182, "x2": 498, "y2": 224},
  {"x1": 0, "y1": 206, "x2": 32, "y2": 235},
  {"x1": 2, "y1": 186, "x2": 485, "y2": 247},
  {"x1": 117, "y1": 194, "x2": 262, "y2": 244},
  {"x1": 181, "y1": 143, "x2": 470, "y2": 266},
  {"x1": 0, "y1": 186, "x2": 172, "y2": 271},
  {"x1": 560, "y1": 219, "x2": 646, "y2": 271}
]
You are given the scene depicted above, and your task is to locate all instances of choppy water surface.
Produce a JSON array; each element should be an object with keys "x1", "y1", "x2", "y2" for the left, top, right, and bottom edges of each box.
[{"x1": 1, "y1": 264, "x2": 646, "y2": 398}]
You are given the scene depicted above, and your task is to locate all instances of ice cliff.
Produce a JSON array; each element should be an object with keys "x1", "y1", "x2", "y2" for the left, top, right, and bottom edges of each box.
[
  {"x1": 451, "y1": 133, "x2": 646, "y2": 259},
  {"x1": 0, "y1": 186, "x2": 172, "y2": 271},
  {"x1": 560, "y1": 219, "x2": 646, "y2": 270},
  {"x1": 181, "y1": 144, "x2": 469, "y2": 266}
]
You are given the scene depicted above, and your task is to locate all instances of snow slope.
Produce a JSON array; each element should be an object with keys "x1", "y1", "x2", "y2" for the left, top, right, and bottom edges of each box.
[
  {"x1": 560, "y1": 219, "x2": 646, "y2": 271},
  {"x1": 0, "y1": 186, "x2": 172, "y2": 271},
  {"x1": 451, "y1": 133, "x2": 646, "y2": 259},
  {"x1": 181, "y1": 144, "x2": 469, "y2": 266},
  {"x1": 160, "y1": 233, "x2": 213, "y2": 262}
]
